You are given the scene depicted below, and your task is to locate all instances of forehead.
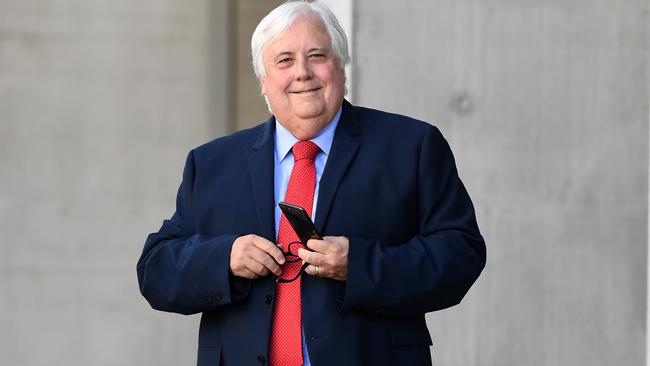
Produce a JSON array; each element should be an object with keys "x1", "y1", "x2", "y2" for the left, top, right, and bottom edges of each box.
[{"x1": 264, "y1": 16, "x2": 332, "y2": 55}]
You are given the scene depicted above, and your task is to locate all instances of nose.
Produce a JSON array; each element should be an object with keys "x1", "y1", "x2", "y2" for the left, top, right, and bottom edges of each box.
[{"x1": 295, "y1": 56, "x2": 313, "y2": 81}]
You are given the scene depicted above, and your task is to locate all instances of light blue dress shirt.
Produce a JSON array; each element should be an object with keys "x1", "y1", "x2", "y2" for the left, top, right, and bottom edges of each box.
[{"x1": 273, "y1": 107, "x2": 341, "y2": 366}]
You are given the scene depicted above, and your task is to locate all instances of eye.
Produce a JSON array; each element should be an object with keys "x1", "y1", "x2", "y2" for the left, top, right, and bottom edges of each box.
[
  {"x1": 309, "y1": 53, "x2": 326, "y2": 60},
  {"x1": 277, "y1": 58, "x2": 293, "y2": 66}
]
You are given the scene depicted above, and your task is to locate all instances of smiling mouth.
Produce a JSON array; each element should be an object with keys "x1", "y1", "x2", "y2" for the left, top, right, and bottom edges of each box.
[{"x1": 290, "y1": 87, "x2": 322, "y2": 94}]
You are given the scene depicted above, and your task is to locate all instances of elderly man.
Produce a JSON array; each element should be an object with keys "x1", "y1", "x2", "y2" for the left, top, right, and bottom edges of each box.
[{"x1": 137, "y1": 1, "x2": 485, "y2": 366}]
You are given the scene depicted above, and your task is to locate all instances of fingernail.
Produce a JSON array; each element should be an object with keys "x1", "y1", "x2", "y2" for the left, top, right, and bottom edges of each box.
[{"x1": 279, "y1": 258, "x2": 285, "y2": 264}]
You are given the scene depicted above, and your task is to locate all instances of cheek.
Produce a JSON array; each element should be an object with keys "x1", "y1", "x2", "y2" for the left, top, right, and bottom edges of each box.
[
  {"x1": 269, "y1": 81, "x2": 291, "y2": 96},
  {"x1": 322, "y1": 68, "x2": 345, "y2": 91},
  {"x1": 261, "y1": 73, "x2": 289, "y2": 95}
]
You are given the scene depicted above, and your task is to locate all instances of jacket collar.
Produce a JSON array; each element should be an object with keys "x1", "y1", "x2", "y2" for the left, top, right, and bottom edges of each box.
[{"x1": 247, "y1": 99, "x2": 361, "y2": 238}]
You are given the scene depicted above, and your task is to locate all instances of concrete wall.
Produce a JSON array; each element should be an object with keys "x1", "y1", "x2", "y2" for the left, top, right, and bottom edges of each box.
[
  {"x1": 233, "y1": 0, "x2": 285, "y2": 131},
  {"x1": 353, "y1": 1, "x2": 648, "y2": 365},
  {"x1": 0, "y1": 1, "x2": 225, "y2": 365},
  {"x1": 2, "y1": 1, "x2": 648, "y2": 365}
]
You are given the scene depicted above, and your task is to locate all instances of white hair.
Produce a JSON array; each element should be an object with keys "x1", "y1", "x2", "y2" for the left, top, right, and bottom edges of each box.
[{"x1": 251, "y1": 1, "x2": 351, "y2": 80}]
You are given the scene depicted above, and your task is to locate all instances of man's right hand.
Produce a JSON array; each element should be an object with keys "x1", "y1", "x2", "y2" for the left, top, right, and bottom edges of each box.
[{"x1": 230, "y1": 234, "x2": 285, "y2": 279}]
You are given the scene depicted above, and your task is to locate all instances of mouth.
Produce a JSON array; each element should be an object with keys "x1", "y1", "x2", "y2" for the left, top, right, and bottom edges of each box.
[{"x1": 290, "y1": 87, "x2": 322, "y2": 94}]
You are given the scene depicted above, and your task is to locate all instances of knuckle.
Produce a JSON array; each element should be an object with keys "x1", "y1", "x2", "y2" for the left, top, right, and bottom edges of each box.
[
  {"x1": 300, "y1": 250, "x2": 309, "y2": 261},
  {"x1": 265, "y1": 261, "x2": 278, "y2": 272},
  {"x1": 274, "y1": 246, "x2": 285, "y2": 256},
  {"x1": 254, "y1": 263, "x2": 266, "y2": 274},
  {"x1": 237, "y1": 235, "x2": 249, "y2": 245}
]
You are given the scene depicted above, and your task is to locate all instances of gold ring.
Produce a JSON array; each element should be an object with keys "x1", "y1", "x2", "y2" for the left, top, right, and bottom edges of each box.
[{"x1": 315, "y1": 266, "x2": 320, "y2": 277}]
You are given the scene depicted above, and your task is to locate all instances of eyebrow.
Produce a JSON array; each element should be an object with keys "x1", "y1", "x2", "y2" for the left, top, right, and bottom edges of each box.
[
  {"x1": 274, "y1": 52, "x2": 293, "y2": 61},
  {"x1": 273, "y1": 47, "x2": 329, "y2": 60}
]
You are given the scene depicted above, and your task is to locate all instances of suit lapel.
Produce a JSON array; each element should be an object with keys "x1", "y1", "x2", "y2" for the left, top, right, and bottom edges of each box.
[
  {"x1": 247, "y1": 118, "x2": 276, "y2": 241},
  {"x1": 315, "y1": 101, "x2": 361, "y2": 233},
  {"x1": 247, "y1": 102, "x2": 362, "y2": 239}
]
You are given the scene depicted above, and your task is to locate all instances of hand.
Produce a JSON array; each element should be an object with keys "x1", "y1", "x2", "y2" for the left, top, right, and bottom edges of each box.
[
  {"x1": 230, "y1": 234, "x2": 285, "y2": 279},
  {"x1": 298, "y1": 236, "x2": 349, "y2": 281}
]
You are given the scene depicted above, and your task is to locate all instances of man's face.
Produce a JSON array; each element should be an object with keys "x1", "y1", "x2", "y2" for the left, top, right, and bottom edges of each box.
[{"x1": 260, "y1": 15, "x2": 345, "y2": 140}]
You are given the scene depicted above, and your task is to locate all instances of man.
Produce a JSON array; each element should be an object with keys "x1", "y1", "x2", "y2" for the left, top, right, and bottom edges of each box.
[{"x1": 137, "y1": 1, "x2": 486, "y2": 366}]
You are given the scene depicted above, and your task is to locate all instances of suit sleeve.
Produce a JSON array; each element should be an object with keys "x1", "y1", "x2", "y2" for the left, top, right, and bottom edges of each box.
[
  {"x1": 136, "y1": 150, "x2": 251, "y2": 315},
  {"x1": 340, "y1": 126, "x2": 486, "y2": 317}
]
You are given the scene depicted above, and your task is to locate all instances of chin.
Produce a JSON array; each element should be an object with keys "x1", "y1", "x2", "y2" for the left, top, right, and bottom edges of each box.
[{"x1": 295, "y1": 104, "x2": 327, "y2": 119}]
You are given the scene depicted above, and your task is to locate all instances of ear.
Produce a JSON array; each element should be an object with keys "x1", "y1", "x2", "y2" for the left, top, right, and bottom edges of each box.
[{"x1": 259, "y1": 77, "x2": 267, "y2": 95}]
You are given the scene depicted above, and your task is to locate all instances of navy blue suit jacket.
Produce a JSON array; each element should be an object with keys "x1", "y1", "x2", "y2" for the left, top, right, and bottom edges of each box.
[{"x1": 137, "y1": 100, "x2": 486, "y2": 366}]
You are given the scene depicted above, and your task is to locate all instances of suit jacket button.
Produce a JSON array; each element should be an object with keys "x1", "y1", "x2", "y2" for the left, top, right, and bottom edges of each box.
[
  {"x1": 265, "y1": 294, "x2": 272, "y2": 305},
  {"x1": 257, "y1": 355, "x2": 266, "y2": 364}
]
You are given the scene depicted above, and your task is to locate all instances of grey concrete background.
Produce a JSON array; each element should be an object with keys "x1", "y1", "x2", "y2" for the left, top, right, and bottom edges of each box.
[
  {"x1": 0, "y1": 1, "x2": 218, "y2": 365},
  {"x1": 353, "y1": 0, "x2": 648, "y2": 365},
  {"x1": 233, "y1": 0, "x2": 285, "y2": 131},
  {"x1": 0, "y1": 0, "x2": 648, "y2": 366}
]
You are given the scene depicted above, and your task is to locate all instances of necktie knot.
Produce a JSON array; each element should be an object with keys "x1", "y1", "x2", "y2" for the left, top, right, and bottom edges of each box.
[{"x1": 293, "y1": 140, "x2": 319, "y2": 162}]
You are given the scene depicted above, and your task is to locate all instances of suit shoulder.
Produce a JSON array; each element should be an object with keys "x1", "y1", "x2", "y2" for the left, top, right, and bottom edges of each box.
[
  {"x1": 192, "y1": 121, "x2": 269, "y2": 157},
  {"x1": 352, "y1": 104, "x2": 441, "y2": 136}
]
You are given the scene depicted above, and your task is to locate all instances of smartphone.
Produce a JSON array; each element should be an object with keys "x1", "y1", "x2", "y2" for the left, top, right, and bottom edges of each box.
[{"x1": 278, "y1": 202, "x2": 322, "y2": 243}]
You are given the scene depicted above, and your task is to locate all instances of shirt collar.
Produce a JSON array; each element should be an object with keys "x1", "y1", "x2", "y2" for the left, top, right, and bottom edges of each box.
[{"x1": 275, "y1": 106, "x2": 342, "y2": 163}]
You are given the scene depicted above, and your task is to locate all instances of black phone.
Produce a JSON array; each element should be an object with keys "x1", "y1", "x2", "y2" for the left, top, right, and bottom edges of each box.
[{"x1": 278, "y1": 202, "x2": 322, "y2": 243}]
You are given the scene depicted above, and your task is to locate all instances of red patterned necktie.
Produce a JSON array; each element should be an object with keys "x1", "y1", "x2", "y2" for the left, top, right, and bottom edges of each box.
[{"x1": 269, "y1": 140, "x2": 319, "y2": 366}]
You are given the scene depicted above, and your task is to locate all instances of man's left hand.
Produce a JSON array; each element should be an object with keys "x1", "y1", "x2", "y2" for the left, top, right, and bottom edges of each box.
[{"x1": 297, "y1": 236, "x2": 349, "y2": 281}]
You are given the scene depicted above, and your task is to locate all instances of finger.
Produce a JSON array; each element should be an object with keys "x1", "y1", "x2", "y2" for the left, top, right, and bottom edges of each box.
[
  {"x1": 297, "y1": 247, "x2": 326, "y2": 265},
  {"x1": 230, "y1": 235, "x2": 276, "y2": 278},
  {"x1": 306, "y1": 239, "x2": 329, "y2": 253},
  {"x1": 321, "y1": 236, "x2": 349, "y2": 256},
  {"x1": 252, "y1": 236, "x2": 286, "y2": 265},
  {"x1": 304, "y1": 264, "x2": 321, "y2": 277},
  {"x1": 322, "y1": 235, "x2": 344, "y2": 244},
  {"x1": 243, "y1": 268, "x2": 260, "y2": 279},
  {"x1": 233, "y1": 267, "x2": 259, "y2": 279},
  {"x1": 322, "y1": 235, "x2": 349, "y2": 248},
  {"x1": 247, "y1": 257, "x2": 271, "y2": 277},
  {"x1": 249, "y1": 249, "x2": 282, "y2": 276}
]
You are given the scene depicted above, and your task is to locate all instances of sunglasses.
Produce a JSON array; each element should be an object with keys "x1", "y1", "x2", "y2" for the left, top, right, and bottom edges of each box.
[{"x1": 276, "y1": 241, "x2": 309, "y2": 283}]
